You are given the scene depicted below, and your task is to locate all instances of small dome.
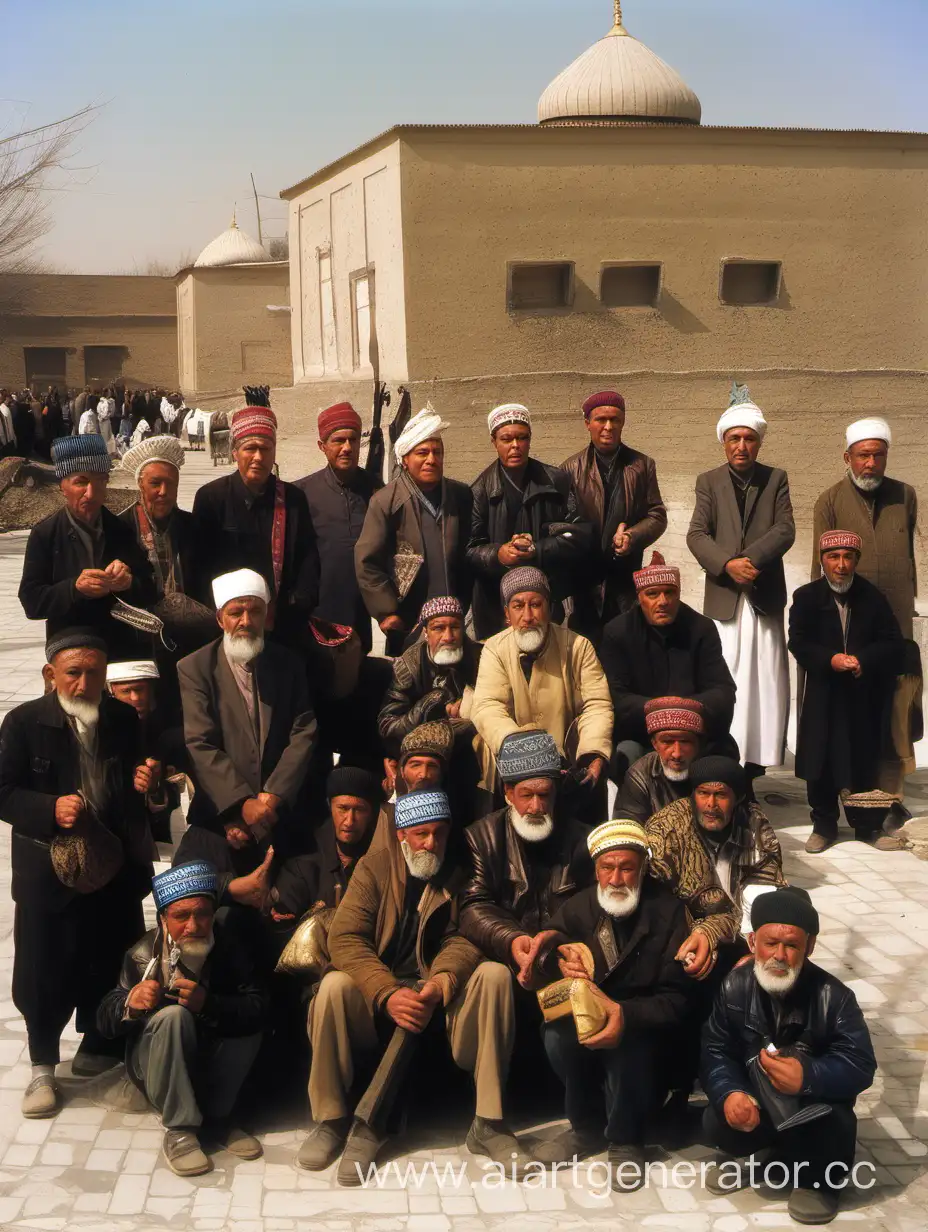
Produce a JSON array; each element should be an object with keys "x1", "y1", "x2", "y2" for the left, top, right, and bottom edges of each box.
[
  {"x1": 538, "y1": 2, "x2": 701, "y2": 126},
  {"x1": 194, "y1": 214, "x2": 270, "y2": 268}
]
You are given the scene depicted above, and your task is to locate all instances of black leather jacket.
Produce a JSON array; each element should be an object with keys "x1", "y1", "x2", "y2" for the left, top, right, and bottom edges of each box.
[
  {"x1": 701, "y1": 959, "x2": 876, "y2": 1109},
  {"x1": 378, "y1": 635, "x2": 482, "y2": 758},
  {"x1": 458, "y1": 807, "x2": 592, "y2": 964}
]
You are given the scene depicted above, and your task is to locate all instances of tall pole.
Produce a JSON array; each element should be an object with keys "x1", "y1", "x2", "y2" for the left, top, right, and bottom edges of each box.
[{"x1": 250, "y1": 172, "x2": 263, "y2": 247}]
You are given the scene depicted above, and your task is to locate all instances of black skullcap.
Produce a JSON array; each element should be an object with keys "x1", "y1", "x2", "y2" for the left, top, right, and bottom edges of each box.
[
  {"x1": 751, "y1": 886, "x2": 820, "y2": 936},
  {"x1": 689, "y1": 756, "x2": 747, "y2": 800},
  {"x1": 45, "y1": 627, "x2": 108, "y2": 664},
  {"x1": 326, "y1": 765, "x2": 383, "y2": 807}
]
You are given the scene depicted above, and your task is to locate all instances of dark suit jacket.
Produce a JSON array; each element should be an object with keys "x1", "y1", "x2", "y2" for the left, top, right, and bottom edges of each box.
[
  {"x1": 0, "y1": 692, "x2": 152, "y2": 910},
  {"x1": 178, "y1": 638, "x2": 318, "y2": 839},
  {"x1": 117, "y1": 502, "x2": 201, "y2": 597}
]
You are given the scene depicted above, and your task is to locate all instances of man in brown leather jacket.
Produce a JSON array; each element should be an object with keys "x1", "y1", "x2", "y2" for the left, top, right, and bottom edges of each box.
[{"x1": 561, "y1": 391, "x2": 666, "y2": 641}]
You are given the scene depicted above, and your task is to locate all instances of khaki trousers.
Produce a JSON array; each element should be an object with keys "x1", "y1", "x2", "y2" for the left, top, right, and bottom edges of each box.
[{"x1": 308, "y1": 961, "x2": 515, "y2": 1123}]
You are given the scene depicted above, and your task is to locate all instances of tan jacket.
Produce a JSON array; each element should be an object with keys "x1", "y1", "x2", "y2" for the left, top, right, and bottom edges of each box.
[
  {"x1": 326, "y1": 838, "x2": 481, "y2": 1013},
  {"x1": 471, "y1": 624, "x2": 613, "y2": 765}
]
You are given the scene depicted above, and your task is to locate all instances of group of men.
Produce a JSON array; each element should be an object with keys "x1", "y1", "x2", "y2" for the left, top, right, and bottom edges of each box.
[{"x1": 0, "y1": 381, "x2": 911, "y2": 1225}]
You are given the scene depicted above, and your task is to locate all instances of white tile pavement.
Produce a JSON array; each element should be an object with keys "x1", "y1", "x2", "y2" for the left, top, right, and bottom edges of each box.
[{"x1": 0, "y1": 445, "x2": 926, "y2": 1228}]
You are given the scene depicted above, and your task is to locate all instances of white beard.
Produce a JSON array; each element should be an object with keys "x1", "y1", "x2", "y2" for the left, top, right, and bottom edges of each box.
[
  {"x1": 661, "y1": 764, "x2": 690, "y2": 783},
  {"x1": 223, "y1": 631, "x2": 264, "y2": 665},
  {"x1": 514, "y1": 626, "x2": 547, "y2": 654},
  {"x1": 58, "y1": 693, "x2": 101, "y2": 729},
  {"x1": 754, "y1": 958, "x2": 801, "y2": 997},
  {"x1": 827, "y1": 577, "x2": 853, "y2": 594},
  {"x1": 508, "y1": 805, "x2": 555, "y2": 844},
  {"x1": 431, "y1": 645, "x2": 463, "y2": 666},
  {"x1": 849, "y1": 469, "x2": 882, "y2": 493},
  {"x1": 597, "y1": 883, "x2": 641, "y2": 919},
  {"x1": 400, "y1": 841, "x2": 442, "y2": 881}
]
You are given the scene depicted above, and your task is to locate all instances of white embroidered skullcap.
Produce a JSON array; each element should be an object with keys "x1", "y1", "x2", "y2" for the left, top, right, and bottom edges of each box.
[
  {"x1": 716, "y1": 401, "x2": 768, "y2": 445},
  {"x1": 106, "y1": 660, "x2": 160, "y2": 684},
  {"x1": 121, "y1": 434, "x2": 185, "y2": 483},
  {"x1": 211, "y1": 569, "x2": 270, "y2": 610},
  {"x1": 846, "y1": 417, "x2": 892, "y2": 450},
  {"x1": 393, "y1": 402, "x2": 450, "y2": 464},
  {"x1": 487, "y1": 403, "x2": 531, "y2": 435}
]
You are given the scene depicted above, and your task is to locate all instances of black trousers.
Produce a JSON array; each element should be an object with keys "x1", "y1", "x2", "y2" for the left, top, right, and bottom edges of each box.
[
  {"x1": 13, "y1": 879, "x2": 144, "y2": 1065},
  {"x1": 703, "y1": 1100, "x2": 858, "y2": 1197},
  {"x1": 808, "y1": 772, "x2": 887, "y2": 838}
]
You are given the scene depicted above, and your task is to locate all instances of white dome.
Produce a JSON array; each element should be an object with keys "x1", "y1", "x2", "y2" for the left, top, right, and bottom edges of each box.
[
  {"x1": 194, "y1": 215, "x2": 270, "y2": 268},
  {"x1": 538, "y1": 4, "x2": 701, "y2": 126}
]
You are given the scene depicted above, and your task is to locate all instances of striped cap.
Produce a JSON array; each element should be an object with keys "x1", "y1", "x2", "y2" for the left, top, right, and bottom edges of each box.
[
  {"x1": 820, "y1": 531, "x2": 862, "y2": 555},
  {"x1": 151, "y1": 861, "x2": 217, "y2": 912},
  {"x1": 633, "y1": 550, "x2": 680, "y2": 592},
  {"x1": 644, "y1": 696, "x2": 705, "y2": 736},
  {"x1": 588, "y1": 819, "x2": 651, "y2": 861},
  {"x1": 394, "y1": 790, "x2": 452, "y2": 830},
  {"x1": 231, "y1": 405, "x2": 277, "y2": 445},
  {"x1": 52, "y1": 434, "x2": 111, "y2": 480}
]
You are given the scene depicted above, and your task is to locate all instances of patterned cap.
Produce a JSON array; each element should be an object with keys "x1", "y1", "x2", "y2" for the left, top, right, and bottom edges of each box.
[
  {"x1": 152, "y1": 861, "x2": 218, "y2": 912},
  {"x1": 318, "y1": 402, "x2": 362, "y2": 440},
  {"x1": 588, "y1": 819, "x2": 651, "y2": 861},
  {"x1": 820, "y1": 531, "x2": 862, "y2": 555},
  {"x1": 121, "y1": 434, "x2": 185, "y2": 483},
  {"x1": 488, "y1": 403, "x2": 531, "y2": 435},
  {"x1": 400, "y1": 721, "x2": 454, "y2": 768},
  {"x1": 419, "y1": 596, "x2": 464, "y2": 625},
  {"x1": 394, "y1": 790, "x2": 452, "y2": 830},
  {"x1": 644, "y1": 696, "x2": 705, "y2": 736},
  {"x1": 497, "y1": 730, "x2": 561, "y2": 783},
  {"x1": 582, "y1": 391, "x2": 626, "y2": 419},
  {"x1": 52, "y1": 434, "x2": 111, "y2": 480},
  {"x1": 633, "y1": 550, "x2": 680, "y2": 592},
  {"x1": 46, "y1": 627, "x2": 107, "y2": 663},
  {"x1": 231, "y1": 405, "x2": 277, "y2": 445},
  {"x1": 500, "y1": 566, "x2": 550, "y2": 606}
]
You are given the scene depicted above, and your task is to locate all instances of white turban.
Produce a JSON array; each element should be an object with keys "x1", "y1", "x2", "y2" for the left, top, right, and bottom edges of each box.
[
  {"x1": 212, "y1": 569, "x2": 270, "y2": 611},
  {"x1": 846, "y1": 417, "x2": 891, "y2": 450},
  {"x1": 716, "y1": 402, "x2": 768, "y2": 445},
  {"x1": 106, "y1": 660, "x2": 160, "y2": 684},
  {"x1": 121, "y1": 434, "x2": 185, "y2": 484},
  {"x1": 393, "y1": 403, "x2": 450, "y2": 464},
  {"x1": 488, "y1": 403, "x2": 531, "y2": 436}
]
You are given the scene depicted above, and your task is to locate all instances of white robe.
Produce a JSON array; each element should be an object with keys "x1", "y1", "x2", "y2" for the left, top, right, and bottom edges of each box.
[{"x1": 715, "y1": 593, "x2": 789, "y2": 768}]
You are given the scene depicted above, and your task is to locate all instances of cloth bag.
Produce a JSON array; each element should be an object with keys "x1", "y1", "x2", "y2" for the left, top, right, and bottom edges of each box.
[
  {"x1": 50, "y1": 795, "x2": 125, "y2": 894},
  {"x1": 275, "y1": 906, "x2": 337, "y2": 978}
]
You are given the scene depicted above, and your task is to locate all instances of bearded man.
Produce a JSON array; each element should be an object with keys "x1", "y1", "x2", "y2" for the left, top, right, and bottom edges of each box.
[
  {"x1": 702, "y1": 887, "x2": 876, "y2": 1226},
  {"x1": 618, "y1": 697, "x2": 705, "y2": 823},
  {"x1": 97, "y1": 862, "x2": 268, "y2": 1178},
  {"x1": 174, "y1": 569, "x2": 317, "y2": 877},
  {"x1": 0, "y1": 629, "x2": 154, "y2": 1118}
]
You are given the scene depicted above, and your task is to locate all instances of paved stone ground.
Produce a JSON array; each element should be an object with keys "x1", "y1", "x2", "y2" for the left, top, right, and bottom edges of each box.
[{"x1": 0, "y1": 445, "x2": 925, "y2": 1231}]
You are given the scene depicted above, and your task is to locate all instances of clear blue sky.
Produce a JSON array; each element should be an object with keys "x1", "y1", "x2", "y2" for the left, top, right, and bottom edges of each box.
[{"x1": 6, "y1": 0, "x2": 928, "y2": 273}]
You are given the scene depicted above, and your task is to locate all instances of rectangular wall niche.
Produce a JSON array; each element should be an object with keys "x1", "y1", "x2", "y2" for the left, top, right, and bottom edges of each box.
[
  {"x1": 720, "y1": 260, "x2": 782, "y2": 306},
  {"x1": 601, "y1": 263, "x2": 662, "y2": 307},
  {"x1": 508, "y1": 262, "x2": 573, "y2": 310}
]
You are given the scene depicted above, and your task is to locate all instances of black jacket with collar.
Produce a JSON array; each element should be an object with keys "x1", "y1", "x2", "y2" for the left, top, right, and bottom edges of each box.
[
  {"x1": 459, "y1": 807, "x2": 593, "y2": 965},
  {"x1": 272, "y1": 821, "x2": 366, "y2": 918},
  {"x1": 0, "y1": 692, "x2": 153, "y2": 910},
  {"x1": 466, "y1": 457, "x2": 590, "y2": 639},
  {"x1": 377, "y1": 634, "x2": 483, "y2": 758},
  {"x1": 539, "y1": 878, "x2": 691, "y2": 1034},
  {"x1": 701, "y1": 958, "x2": 877, "y2": 1110}
]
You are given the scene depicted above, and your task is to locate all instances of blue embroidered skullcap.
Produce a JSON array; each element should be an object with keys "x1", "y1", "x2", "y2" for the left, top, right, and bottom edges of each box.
[
  {"x1": 152, "y1": 861, "x2": 218, "y2": 912},
  {"x1": 497, "y1": 730, "x2": 561, "y2": 784},
  {"x1": 394, "y1": 790, "x2": 452, "y2": 831},
  {"x1": 52, "y1": 434, "x2": 112, "y2": 480}
]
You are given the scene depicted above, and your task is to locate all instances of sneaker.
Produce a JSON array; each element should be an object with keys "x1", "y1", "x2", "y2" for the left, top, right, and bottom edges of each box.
[
  {"x1": 529, "y1": 1125, "x2": 602, "y2": 1166},
  {"x1": 805, "y1": 831, "x2": 835, "y2": 854},
  {"x1": 788, "y1": 1186, "x2": 839, "y2": 1224},
  {"x1": 465, "y1": 1116, "x2": 536, "y2": 1176},
  {"x1": 608, "y1": 1143, "x2": 646, "y2": 1191},
  {"x1": 162, "y1": 1128, "x2": 211, "y2": 1177},
  {"x1": 336, "y1": 1119, "x2": 386, "y2": 1188},
  {"x1": 296, "y1": 1117, "x2": 351, "y2": 1171},
  {"x1": 21, "y1": 1074, "x2": 61, "y2": 1119}
]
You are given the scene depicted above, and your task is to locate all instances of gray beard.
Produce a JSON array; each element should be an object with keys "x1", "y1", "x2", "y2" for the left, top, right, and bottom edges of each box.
[
  {"x1": 661, "y1": 764, "x2": 690, "y2": 783},
  {"x1": 58, "y1": 693, "x2": 101, "y2": 729},
  {"x1": 223, "y1": 631, "x2": 264, "y2": 665},
  {"x1": 597, "y1": 883, "x2": 641, "y2": 919},
  {"x1": 514, "y1": 626, "x2": 547, "y2": 654},
  {"x1": 754, "y1": 958, "x2": 800, "y2": 997},
  {"x1": 849, "y1": 469, "x2": 882, "y2": 493},
  {"x1": 509, "y1": 806, "x2": 554, "y2": 844},
  {"x1": 400, "y1": 842, "x2": 442, "y2": 881},
  {"x1": 431, "y1": 645, "x2": 463, "y2": 666},
  {"x1": 827, "y1": 577, "x2": 853, "y2": 594}
]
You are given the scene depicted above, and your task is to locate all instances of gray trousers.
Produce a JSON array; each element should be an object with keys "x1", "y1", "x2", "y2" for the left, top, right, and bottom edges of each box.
[{"x1": 130, "y1": 1004, "x2": 262, "y2": 1129}]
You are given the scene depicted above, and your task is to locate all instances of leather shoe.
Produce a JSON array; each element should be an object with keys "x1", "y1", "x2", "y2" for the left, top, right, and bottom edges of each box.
[
  {"x1": 336, "y1": 1119, "x2": 386, "y2": 1187},
  {"x1": 703, "y1": 1153, "x2": 753, "y2": 1195},
  {"x1": 608, "y1": 1143, "x2": 646, "y2": 1191},
  {"x1": 210, "y1": 1121, "x2": 262, "y2": 1160},
  {"x1": 22, "y1": 1074, "x2": 61, "y2": 1119},
  {"x1": 805, "y1": 831, "x2": 835, "y2": 854},
  {"x1": 528, "y1": 1125, "x2": 602, "y2": 1166},
  {"x1": 162, "y1": 1128, "x2": 211, "y2": 1177},
  {"x1": 465, "y1": 1116, "x2": 536, "y2": 1177},
  {"x1": 788, "y1": 1186, "x2": 839, "y2": 1224},
  {"x1": 297, "y1": 1117, "x2": 351, "y2": 1171}
]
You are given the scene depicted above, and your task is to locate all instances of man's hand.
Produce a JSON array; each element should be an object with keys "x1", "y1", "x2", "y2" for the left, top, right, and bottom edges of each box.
[
  {"x1": 583, "y1": 986, "x2": 624, "y2": 1050},
  {"x1": 54, "y1": 793, "x2": 84, "y2": 829},
  {"x1": 133, "y1": 758, "x2": 162, "y2": 796},
  {"x1": 172, "y1": 977, "x2": 206, "y2": 1014},
  {"x1": 725, "y1": 557, "x2": 760, "y2": 586},
  {"x1": 379, "y1": 614, "x2": 405, "y2": 634},
  {"x1": 228, "y1": 845, "x2": 275, "y2": 911},
  {"x1": 514, "y1": 929, "x2": 558, "y2": 988},
  {"x1": 445, "y1": 699, "x2": 462, "y2": 720},
  {"x1": 579, "y1": 756, "x2": 606, "y2": 787},
  {"x1": 510, "y1": 934, "x2": 534, "y2": 978},
  {"x1": 557, "y1": 943, "x2": 592, "y2": 980},
  {"x1": 385, "y1": 986, "x2": 437, "y2": 1034},
  {"x1": 831, "y1": 654, "x2": 855, "y2": 673},
  {"x1": 759, "y1": 1047, "x2": 804, "y2": 1095},
  {"x1": 612, "y1": 522, "x2": 632, "y2": 557},
  {"x1": 74, "y1": 568, "x2": 111, "y2": 598},
  {"x1": 723, "y1": 1091, "x2": 761, "y2": 1133},
  {"x1": 126, "y1": 979, "x2": 162, "y2": 1013},
  {"x1": 676, "y1": 930, "x2": 718, "y2": 981},
  {"x1": 498, "y1": 541, "x2": 524, "y2": 567},
  {"x1": 846, "y1": 655, "x2": 862, "y2": 678},
  {"x1": 242, "y1": 797, "x2": 276, "y2": 829},
  {"x1": 382, "y1": 758, "x2": 398, "y2": 796},
  {"x1": 104, "y1": 559, "x2": 133, "y2": 592},
  {"x1": 224, "y1": 821, "x2": 252, "y2": 850}
]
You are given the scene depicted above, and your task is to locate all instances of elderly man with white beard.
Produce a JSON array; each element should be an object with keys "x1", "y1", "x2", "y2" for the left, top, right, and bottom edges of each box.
[
  {"x1": 528, "y1": 820, "x2": 692, "y2": 1184},
  {"x1": 702, "y1": 887, "x2": 876, "y2": 1226},
  {"x1": 173, "y1": 569, "x2": 317, "y2": 880}
]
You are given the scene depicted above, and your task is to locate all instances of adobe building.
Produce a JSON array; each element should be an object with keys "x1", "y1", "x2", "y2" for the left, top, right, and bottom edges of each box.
[
  {"x1": 175, "y1": 216, "x2": 291, "y2": 403},
  {"x1": 0, "y1": 274, "x2": 177, "y2": 391},
  {"x1": 277, "y1": 0, "x2": 928, "y2": 602}
]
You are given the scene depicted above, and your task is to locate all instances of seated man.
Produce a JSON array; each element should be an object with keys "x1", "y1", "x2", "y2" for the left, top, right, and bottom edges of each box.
[
  {"x1": 299, "y1": 790, "x2": 527, "y2": 1183},
  {"x1": 97, "y1": 862, "x2": 268, "y2": 1178},
  {"x1": 599, "y1": 552, "x2": 736, "y2": 783},
  {"x1": 702, "y1": 887, "x2": 876, "y2": 1226},
  {"x1": 459, "y1": 731, "x2": 593, "y2": 979},
  {"x1": 0, "y1": 628, "x2": 154, "y2": 1118},
  {"x1": 618, "y1": 696, "x2": 705, "y2": 823},
  {"x1": 174, "y1": 569, "x2": 318, "y2": 876},
  {"x1": 532, "y1": 820, "x2": 691, "y2": 1184},
  {"x1": 472, "y1": 566, "x2": 612, "y2": 804}
]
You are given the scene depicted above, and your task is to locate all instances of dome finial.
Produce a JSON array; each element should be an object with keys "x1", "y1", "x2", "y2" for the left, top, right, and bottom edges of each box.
[{"x1": 611, "y1": 0, "x2": 628, "y2": 34}]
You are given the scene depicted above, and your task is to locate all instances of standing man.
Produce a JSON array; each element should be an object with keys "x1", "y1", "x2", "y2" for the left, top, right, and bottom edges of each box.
[
  {"x1": 0, "y1": 388, "x2": 15, "y2": 458},
  {"x1": 355, "y1": 404, "x2": 472, "y2": 655},
  {"x1": 294, "y1": 402, "x2": 382, "y2": 653},
  {"x1": 687, "y1": 389, "x2": 795, "y2": 795},
  {"x1": 467, "y1": 403, "x2": 588, "y2": 639},
  {"x1": 561, "y1": 391, "x2": 667, "y2": 640}
]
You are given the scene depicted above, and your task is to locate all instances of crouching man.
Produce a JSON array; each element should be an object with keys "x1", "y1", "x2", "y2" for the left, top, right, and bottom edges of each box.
[
  {"x1": 701, "y1": 887, "x2": 876, "y2": 1225},
  {"x1": 97, "y1": 862, "x2": 269, "y2": 1177},
  {"x1": 299, "y1": 789, "x2": 527, "y2": 1184}
]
